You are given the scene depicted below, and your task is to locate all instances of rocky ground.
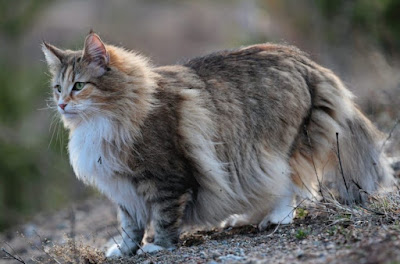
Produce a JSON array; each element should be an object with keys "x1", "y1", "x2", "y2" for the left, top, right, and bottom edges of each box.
[{"x1": 1, "y1": 182, "x2": 400, "y2": 264}]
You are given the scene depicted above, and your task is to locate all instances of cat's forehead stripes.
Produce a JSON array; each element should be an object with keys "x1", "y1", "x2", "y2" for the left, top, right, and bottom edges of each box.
[
  {"x1": 70, "y1": 59, "x2": 76, "y2": 82},
  {"x1": 57, "y1": 55, "x2": 81, "y2": 85},
  {"x1": 58, "y1": 65, "x2": 72, "y2": 91},
  {"x1": 58, "y1": 64, "x2": 67, "y2": 82}
]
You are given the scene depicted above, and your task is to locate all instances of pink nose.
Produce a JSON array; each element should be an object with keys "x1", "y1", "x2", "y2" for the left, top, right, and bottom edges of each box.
[{"x1": 58, "y1": 103, "x2": 67, "y2": 110}]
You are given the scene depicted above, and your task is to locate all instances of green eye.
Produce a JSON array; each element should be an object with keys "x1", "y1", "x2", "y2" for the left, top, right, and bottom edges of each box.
[
  {"x1": 54, "y1": 85, "x2": 61, "y2": 93},
  {"x1": 73, "y1": 82, "x2": 85, "y2": 91}
]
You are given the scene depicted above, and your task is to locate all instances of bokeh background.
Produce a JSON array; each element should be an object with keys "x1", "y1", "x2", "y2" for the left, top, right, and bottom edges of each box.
[{"x1": 1, "y1": 0, "x2": 399, "y2": 231}]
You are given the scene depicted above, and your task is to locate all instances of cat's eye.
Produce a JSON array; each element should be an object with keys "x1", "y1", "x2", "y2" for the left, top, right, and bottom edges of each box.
[
  {"x1": 73, "y1": 82, "x2": 86, "y2": 91},
  {"x1": 54, "y1": 85, "x2": 61, "y2": 93}
]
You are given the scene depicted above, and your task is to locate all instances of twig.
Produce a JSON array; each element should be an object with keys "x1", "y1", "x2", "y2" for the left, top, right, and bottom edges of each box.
[
  {"x1": 358, "y1": 204, "x2": 385, "y2": 216},
  {"x1": 327, "y1": 218, "x2": 352, "y2": 227},
  {"x1": 30, "y1": 231, "x2": 62, "y2": 264},
  {"x1": 69, "y1": 206, "x2": 79, "y2": 263},
  {"x1": 121, "y1": 227, "x2": 157, "y2": 262},
  {"x1": 266, "y1": 198, "x2": 308, "y2": 237},
  {"x1": 107, "y1": 231, "x2": 123, "y2": 254},
  {"x1": 112, "y1": 226, "x2": 129, "y2": 254},
  {"x1": 380, "y1": 118, "x2": 399, "y2": 152},
  {"x1": 305, "y1": 128, "x2": 325, "y2": 200},
  {"x1": 336, "y1": 133, "x2": 349, "y2": 196},
  {"x1": 1, "y1": 248, "x2": 25, "y2": 263},
  {"x1": 265, "y1": 222, "x2": 281, "y2": 237},
  {"x1": 2, "y1": 241, "x2": 25, "y2": 263}
]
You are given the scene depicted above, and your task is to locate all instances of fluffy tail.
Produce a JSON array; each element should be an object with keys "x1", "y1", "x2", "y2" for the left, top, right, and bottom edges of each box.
[{"x1": 291, "y1": 70, "x2": 394, "y2": 203}]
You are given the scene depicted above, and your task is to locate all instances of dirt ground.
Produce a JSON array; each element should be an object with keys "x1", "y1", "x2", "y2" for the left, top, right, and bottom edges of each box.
[{"x1": 1, "y1": 182, "x2": 400, "y2": 264}]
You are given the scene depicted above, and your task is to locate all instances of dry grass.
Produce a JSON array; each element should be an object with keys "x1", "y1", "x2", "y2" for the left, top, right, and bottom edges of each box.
[
  {"x1": 51, "y1": 236, "x2": 106, "y2": 264},
  {"x1": 1, "y1": 186, "x2": 399, "y2": 264}
]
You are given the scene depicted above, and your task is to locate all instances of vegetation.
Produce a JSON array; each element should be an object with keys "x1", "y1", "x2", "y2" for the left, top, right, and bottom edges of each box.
[
  {"x1": 0, "y1": 0, "x2": 399, "y2": 232},
  {"x1": 0, "y1": 1, "x2": 399, "y2": 263},
  {"x1": 315, "y1": 0, "x2": 400, "y2": 55},
  {"x1": 0, "y1": 1, "x2": 90, "y2": 230}
]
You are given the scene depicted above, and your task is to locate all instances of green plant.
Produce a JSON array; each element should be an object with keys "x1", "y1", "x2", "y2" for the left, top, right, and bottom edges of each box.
[{"x1": 295, "y1": 229, "x2": 309, "y2": 240}]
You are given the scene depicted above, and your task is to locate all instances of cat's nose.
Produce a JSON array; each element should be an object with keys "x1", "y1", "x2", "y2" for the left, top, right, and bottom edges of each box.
[{"x1": 58, "y1": 103, "x2": 67, "y2": 110}]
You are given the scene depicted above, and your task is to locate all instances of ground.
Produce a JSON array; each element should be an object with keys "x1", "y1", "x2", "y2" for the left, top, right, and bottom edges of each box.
[{"x1": 1, "y1": 184, "x2": 400, "y2": 264}]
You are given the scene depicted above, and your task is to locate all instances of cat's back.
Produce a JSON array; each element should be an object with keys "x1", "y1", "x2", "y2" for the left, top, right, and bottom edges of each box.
[
  {"x1": 154, "y1": 43, "x2": 314, "y2": 95},
  {"x1": 151, "y1": 44, "x2": 317, "y2": 168},
  {"x1": 183, "y1": 43, "x2": 313, "y2": 80}
]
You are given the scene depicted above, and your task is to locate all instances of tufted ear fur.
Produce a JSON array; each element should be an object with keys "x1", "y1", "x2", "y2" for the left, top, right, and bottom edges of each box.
[
  {"x1": 82, "y1": 33, "x2": 110, "y2": 74},
  {"x1": 42, "y1": 42, "x2": 65, "y2": 73}
]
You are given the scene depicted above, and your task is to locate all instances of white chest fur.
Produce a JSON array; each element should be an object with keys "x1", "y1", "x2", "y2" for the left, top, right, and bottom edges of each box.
[{"x1": 68, "y1": 117, "x2": 148, "y2": 226}]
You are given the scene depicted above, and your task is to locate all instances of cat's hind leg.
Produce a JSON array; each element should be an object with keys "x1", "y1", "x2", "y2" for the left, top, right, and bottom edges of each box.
[
  {"x1": 258, "y1": 193, "x2": 296, "y2": 230},
  {"x1": 221, "y1": 214, "x2": 252, "y2": 228},
  {"x1": 221, "y1": 212, "x2": 264, "y2": 228},
  {"x1": 222, "y1": 194, "x2": 296, "y2": 230}
]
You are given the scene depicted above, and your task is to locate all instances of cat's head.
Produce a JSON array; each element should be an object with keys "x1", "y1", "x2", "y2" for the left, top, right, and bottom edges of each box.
[{"x1": 42, "y1": 33, "x2": 155, "y2": 130}]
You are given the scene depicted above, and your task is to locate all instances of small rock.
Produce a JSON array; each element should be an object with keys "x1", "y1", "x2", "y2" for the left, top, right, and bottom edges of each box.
[
  {"x1": 296, "y1": 249, "x2": 304, "y2": 258},
  {"x1": 23, "y1": 224, "x2": 37, "y2": 238},
  {"x1": 327, "y1": 243, "x2": 335, "y2": 249},
  {"x1": 210, "y1": 250, "x2": 221, "y2": 259},
  {"x1": 218, "y1": 254, "x2": 245, "y2": 261}
]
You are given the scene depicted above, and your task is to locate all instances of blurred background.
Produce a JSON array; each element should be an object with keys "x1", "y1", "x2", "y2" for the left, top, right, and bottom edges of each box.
[{"x1": 0, "y1": 0, "x2": 399, "y2": 232}]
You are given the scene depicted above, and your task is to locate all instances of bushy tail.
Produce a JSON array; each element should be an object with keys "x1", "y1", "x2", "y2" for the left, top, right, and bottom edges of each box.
[
  {"x1": 291, "y1": 70, "x2": 394, "y2": 203},
  {"x1": 325, "y1": 111, "x2": 394, "y2": 203}
]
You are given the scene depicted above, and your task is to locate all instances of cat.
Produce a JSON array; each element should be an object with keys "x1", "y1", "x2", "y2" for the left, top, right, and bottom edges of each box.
[{"x1": 42, "y1": 33, "x2": 394, "y2": 257}]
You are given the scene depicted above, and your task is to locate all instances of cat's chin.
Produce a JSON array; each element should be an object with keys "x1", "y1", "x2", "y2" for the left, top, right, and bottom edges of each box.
[
  {"x1": 62, "y1": 112, "x2": 78, "y2": 118},
  {"x1": 62, "y1": 113, "x2": 80, "y2": 123},
  {"x1": 61, "y1": 113, "x2": 82, "y2": 129}
]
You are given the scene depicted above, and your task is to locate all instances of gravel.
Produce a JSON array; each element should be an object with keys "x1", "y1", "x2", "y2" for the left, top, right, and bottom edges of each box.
[{"x1": 1, "y1": 190, "x2": 400, "y2": 264}]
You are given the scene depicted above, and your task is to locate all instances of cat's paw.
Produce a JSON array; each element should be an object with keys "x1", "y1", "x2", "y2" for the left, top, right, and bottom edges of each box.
[
  {"x1": 137, "y1": 243, "x2": 175, "y2": 255},
  {"x1": 258, "y1": 199, "x2": 295, "y2": 231},
  {"x1": 257, "y1": 211, "x2": 294, "y2": 231},
  {"x1": 105, "y1": 240, "x2": 138, "y2": 258},
  {"x1": 105, "y1": 244, "x2": 123, "y2": 258},
  {"x1": 221, "y1": 214, "x2": 250, "y2": 228},
  {"x1": 137, "y1": 243, "x2": 165, "y2": 255}
]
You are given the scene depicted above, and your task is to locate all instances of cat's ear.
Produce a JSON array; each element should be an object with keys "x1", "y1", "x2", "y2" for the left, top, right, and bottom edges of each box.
[
  {"x1": 42, "y1": 42, "x2": 64, "y2": 71},
  {"x1": 82, "y1": 33, "x2": 109, "y2": 72}
]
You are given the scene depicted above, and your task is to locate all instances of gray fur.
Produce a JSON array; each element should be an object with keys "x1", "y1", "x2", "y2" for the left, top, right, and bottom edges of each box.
[{"x1": 43, "y1": 37, "x2": 394, "y2": 256}]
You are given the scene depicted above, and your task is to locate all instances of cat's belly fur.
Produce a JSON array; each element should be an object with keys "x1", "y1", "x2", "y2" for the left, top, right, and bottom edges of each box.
[{"x1": 68, "y1": 118, "x2": 148, "y2": 227}]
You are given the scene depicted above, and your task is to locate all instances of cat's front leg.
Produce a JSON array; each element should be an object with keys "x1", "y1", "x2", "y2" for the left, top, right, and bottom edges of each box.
[
  {"x1": 137, "y1": 193, "x2": 187, "y2": 254},
  {"x1": 106, "y1": 205, "x2": 144, "y2": 257}
]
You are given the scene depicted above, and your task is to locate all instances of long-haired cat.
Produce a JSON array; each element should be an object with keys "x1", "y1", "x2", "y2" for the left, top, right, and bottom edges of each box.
[{"x1": 42, "y1": 33, "x2": 394, "y2": 256}]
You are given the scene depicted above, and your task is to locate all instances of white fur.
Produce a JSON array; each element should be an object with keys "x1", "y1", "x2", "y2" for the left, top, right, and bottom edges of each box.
[
  {"x1": 105, "y1": 237, "x2": 138, "y2": 258},
  {"x1": 221, "y1": 190, "x2": 296, "y2": 230},
  {"x1": 137, "y1": 243, "x2": 174, "y2": 255},
  {"x1": 258, "y1": 194, "x2": 296, "y2": 230},
  {"x1": 179, "y1": 88, "x2": 296, "y2": 227},
  {"x1": 105, "y1": 244, "x2": 123, "y2": 258},
  {"x1": 68, "y1": 117, "x2": 148, "y2": 227},
  {"x1": 221, "y1": 214, "x2": 251, "y2": 228}
]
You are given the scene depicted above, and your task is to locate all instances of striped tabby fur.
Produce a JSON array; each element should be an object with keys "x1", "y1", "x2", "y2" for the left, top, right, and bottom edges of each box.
[{"x1": 43, "y1": 33, "x2": 394, "y2": 256}]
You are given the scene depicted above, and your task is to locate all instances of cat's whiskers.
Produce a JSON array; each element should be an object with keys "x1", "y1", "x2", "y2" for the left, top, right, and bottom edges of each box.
[
  {"x1": 39, "y1": 98, "x2": 58, "y2": 111},
  {"x1": 38, "y1": 104, "x2": 57, "y2": 111},
  {"x1": 49, "y1": 111, "x2": 59, "y2": 132},
  {"x1": 48, "y1": 111, "x2": 62, "y2": 149},
  {"x1": 55, "y1": 117, "x2": 63, "y2": 155}
]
